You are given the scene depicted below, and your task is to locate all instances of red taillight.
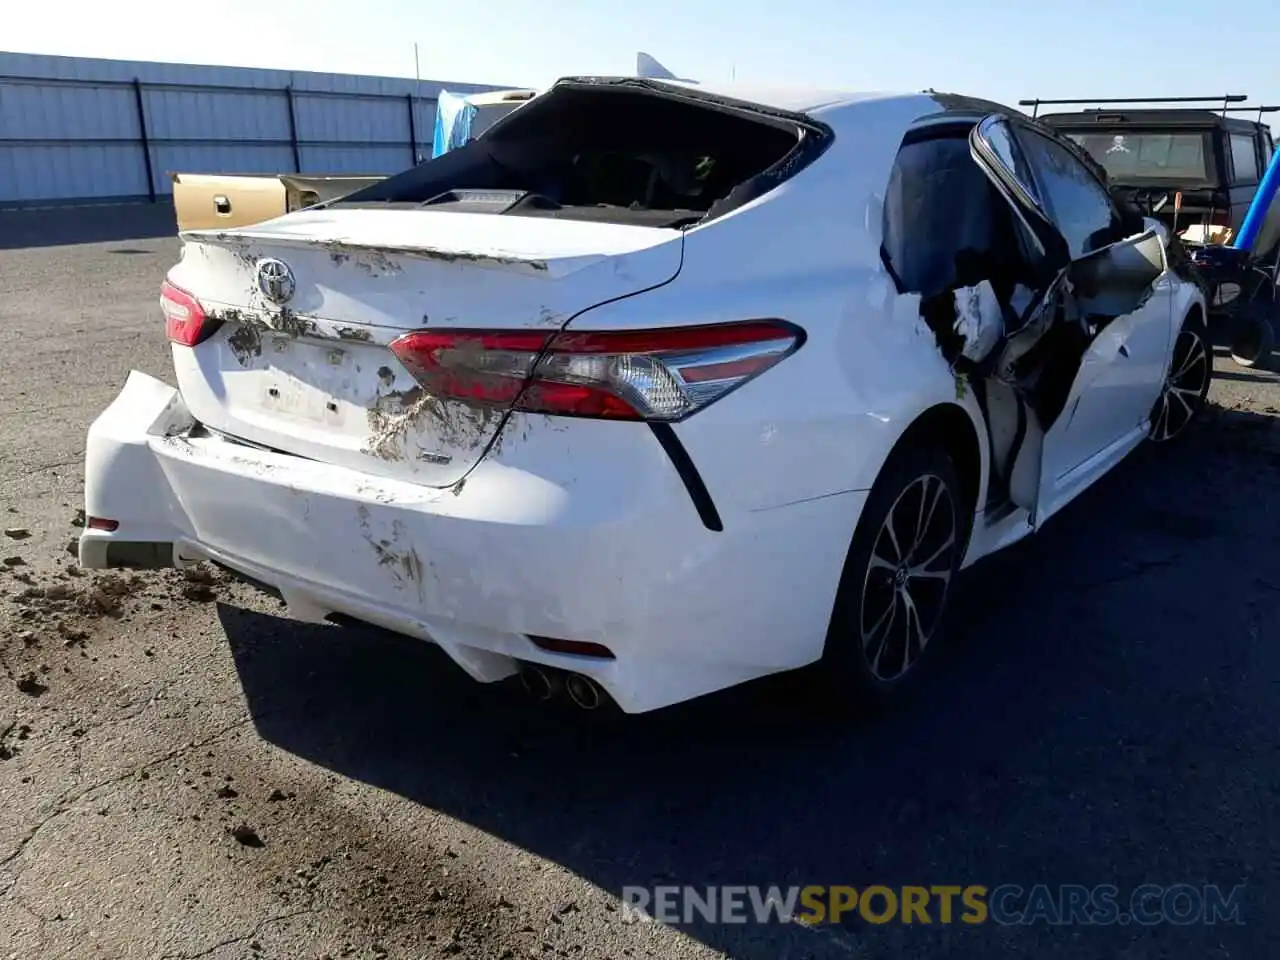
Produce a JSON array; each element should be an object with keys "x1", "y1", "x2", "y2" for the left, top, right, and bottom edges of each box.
[
  {"x1": 161, "y1": 281, "x2": 221, "y2": 346},
  {"x1": 388, "y1": 320, "x2": 804, "y2": 422},
  {"x1": 86, "y1": 516, "x2": 119, "y2": 531}
]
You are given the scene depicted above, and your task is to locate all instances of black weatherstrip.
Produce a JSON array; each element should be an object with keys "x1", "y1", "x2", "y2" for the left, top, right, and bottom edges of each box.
[{"x1": 648, "y1": 423, "x2": 724, "y2": 533}]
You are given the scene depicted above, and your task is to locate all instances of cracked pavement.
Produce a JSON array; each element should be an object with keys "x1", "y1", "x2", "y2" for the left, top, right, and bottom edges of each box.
[{"x1": 2, "y1": 204, "x2": 1280, "y2": 959}]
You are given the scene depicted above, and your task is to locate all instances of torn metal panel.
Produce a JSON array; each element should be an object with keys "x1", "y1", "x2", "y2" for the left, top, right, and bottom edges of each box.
[
  {"x1": 949, "y1": 280, "x2": 1005, "y2": 364},
  {"x1": 918, "y1": 278, "x2": 1010, "y2": 370}
]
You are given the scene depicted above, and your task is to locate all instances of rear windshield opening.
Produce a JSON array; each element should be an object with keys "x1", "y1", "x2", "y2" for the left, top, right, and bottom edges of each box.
[
  {"x1": 1063, "y1": 131, "x2": 1210, "y2": 182},
  {"x1": 339, "y1": 82, "x2": 809, "y2": 227}
]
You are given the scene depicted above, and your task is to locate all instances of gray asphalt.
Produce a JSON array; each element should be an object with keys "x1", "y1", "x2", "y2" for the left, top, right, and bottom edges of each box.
[{"x1": 2, "y1": 203, "x2": 1280, "y2": 960}]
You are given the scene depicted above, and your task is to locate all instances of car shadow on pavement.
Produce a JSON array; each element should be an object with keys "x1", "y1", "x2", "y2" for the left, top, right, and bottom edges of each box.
[
  {"x1": 216, "y1": 404, "x2": 1280, "y2": 959},
  {"x1": 0, "y1": 202, "x2": 177, "y2": 250}
]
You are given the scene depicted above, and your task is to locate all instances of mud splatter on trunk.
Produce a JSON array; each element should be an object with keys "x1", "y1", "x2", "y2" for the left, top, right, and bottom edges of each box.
[
  {"x1": 364, "y1": 387, "x2": 506, "y2": 462},
  {"x1": 226, "y1": 321, "x2": 263, "y2": 365},
  {"x1": 219, "y1": 304, "x2": 323, "y2": 367},
  {"x1": 336, "y1": 326, "x2": 374, "y2": 342},
  {"x1": 210, "y1": 233, "x2": 260, "y2": 272},
  {"x1": 270, "y1": 308, "x2": 316, "y2": 339},
  {"x1": 321, "y1": 240, "x2": 548, "y2": 273},
  {"x1": 353, "y1": 249, "x2": 405, "y2": 278}
]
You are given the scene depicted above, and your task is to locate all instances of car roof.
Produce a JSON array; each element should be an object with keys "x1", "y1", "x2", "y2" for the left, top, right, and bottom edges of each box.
[
  {"x1": 648, "y1": 80, "x2": 923, "y2": 115},
  {"x1": 551, "y1": 76, "x2": 1015, "y2": 127}
]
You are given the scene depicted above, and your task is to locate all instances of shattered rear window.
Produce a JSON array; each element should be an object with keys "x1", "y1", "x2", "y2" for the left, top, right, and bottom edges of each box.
[
  {"x1": 1064, "y1": 132, "x2": 1209, "y2": 182},
  {"x1": 338, "y1": 82, "x2": 815, "y2": 228}
]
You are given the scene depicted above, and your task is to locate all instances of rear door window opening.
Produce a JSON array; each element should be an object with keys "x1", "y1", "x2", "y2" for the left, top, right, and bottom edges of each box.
[
  {"x1": 336, "y1": 80, "x2": 833, "y2": 228},
  {"x1": 881, "y1": 129, "x2": 1040, "y2": 302}
]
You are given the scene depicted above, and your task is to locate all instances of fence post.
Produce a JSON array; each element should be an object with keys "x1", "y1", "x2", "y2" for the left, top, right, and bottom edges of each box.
[
  {"x1": 132, "y1": 78, "x2": 157, "y2": 203},
  {"x1": 285, "y1": 85, "x2": 302, "y2": 172},
  {"x1": 406, "y1": 93, "x2": 418, "y2": 164}
]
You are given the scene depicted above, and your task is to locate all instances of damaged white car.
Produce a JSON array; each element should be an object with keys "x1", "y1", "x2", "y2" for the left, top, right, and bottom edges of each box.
[{"x1": 80, "y1": 79, "x2": 1210, "y2": 713}]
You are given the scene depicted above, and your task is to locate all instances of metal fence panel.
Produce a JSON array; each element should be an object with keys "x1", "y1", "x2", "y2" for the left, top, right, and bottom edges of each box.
[
  {"x1": 296, "y1": 144, "x2": 417, "y2": 175},
  {"x1": 150, "y1": 143, "x2": 297, "y2": 179},
  {"x1": 0, "y1": 52, "x2": 509, "y2": 207},
  {"x1": 143, "y1": 87, "x2": 291, "y2": 141},
  {"x1": 1, "y1": 143, "x2": 149, "y2": 203},
  {"x1": 0, "y1": 78, "x2": 138, "y2": 139}
]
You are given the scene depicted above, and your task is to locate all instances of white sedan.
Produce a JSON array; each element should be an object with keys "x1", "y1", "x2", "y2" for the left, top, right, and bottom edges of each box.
[{"x1": 80, "y1": 78, "x2": 1210, "y2": 713}]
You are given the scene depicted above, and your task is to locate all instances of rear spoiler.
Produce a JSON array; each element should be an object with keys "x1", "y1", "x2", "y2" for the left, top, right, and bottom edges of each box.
[{"x1": 635, "y1": 52, "x2": 697, "y2": 84}]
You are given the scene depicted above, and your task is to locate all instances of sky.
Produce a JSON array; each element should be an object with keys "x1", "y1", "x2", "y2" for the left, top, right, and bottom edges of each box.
[{"x1": 5, "y1": 0, "x2": 1280, "y2": 119}]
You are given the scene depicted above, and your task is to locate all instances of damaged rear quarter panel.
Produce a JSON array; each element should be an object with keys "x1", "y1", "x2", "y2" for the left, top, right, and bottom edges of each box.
[
  {"x1": 657, "y1": 259, "x2": 987, "y2": 516},
  {"x1": 539, "y1": 93, "x2": 990, "y2": 516}
]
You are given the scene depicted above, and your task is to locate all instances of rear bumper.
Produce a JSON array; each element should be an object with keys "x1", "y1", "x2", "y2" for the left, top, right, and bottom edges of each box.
[{"x1": 81, "y1": 372, "x2": 864, "y2": 713}]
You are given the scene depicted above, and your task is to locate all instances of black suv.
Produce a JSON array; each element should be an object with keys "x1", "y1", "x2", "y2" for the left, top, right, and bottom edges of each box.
[{"x1": 1023, "y1": 95, "x2": 1275, "y2": 241}]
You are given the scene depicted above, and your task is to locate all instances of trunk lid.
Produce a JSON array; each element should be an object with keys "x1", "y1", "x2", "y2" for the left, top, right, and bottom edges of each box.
[{"x1": 168, "y1": 207, "x2": 684, "y2": 487}]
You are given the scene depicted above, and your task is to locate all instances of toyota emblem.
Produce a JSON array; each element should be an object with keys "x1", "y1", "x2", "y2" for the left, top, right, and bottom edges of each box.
[{"x1": 256, "y1": 258, "x2": 296, "y2": 304}]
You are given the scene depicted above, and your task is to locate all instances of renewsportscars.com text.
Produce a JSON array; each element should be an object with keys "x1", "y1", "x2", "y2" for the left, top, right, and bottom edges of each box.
[{"x1": 621, "y1": 883, "x2": 1245, "y2": 926}]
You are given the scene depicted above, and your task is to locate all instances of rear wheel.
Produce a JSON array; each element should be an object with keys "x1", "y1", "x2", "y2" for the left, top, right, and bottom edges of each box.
[
  {"x1": 819, "y1": 444, "x2": 969, "y2": 711},
  {"x1": 1149, "y1": 311, "x2": 1211, "y2": 443}
]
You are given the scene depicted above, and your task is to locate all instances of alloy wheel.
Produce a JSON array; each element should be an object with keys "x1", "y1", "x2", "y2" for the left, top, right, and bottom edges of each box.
[
  {"x1": 1150, "y1": 326, "x2": 1210, "y2": 442},
  {"x1": 858, "y1": 473, "x2": 959, "y2": 683}
]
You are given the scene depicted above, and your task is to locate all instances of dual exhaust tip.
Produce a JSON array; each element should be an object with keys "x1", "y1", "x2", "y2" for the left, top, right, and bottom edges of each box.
[{"x1": 518, "y1": 663, "x2": 606, "y2": 710}]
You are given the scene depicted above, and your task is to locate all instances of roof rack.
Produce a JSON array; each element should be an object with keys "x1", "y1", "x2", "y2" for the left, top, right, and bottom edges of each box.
[
  {"x1": 1223, "y1": 105, "x2": 1280, "y2": 123},
  {"x1": 1019, "y1": 95, "x2": 1247, "y2": 118}
]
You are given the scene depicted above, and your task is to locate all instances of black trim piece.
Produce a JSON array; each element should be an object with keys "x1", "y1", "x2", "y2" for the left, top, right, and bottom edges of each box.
[
  {"x1": 648, "y1": 423, "x2": 723, "y2": 532},
  {"x1": 104, "y1": 541, "x2": 173, "y2": 570},
  {"x1": 1005, "y1": 393, "x2": 1029, "y2": 498}
]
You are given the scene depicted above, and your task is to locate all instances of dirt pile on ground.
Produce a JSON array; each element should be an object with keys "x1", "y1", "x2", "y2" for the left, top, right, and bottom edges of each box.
[
  {"x1": 1, "y1": 514, "x2": 238, "y2": 704},
  {"x1": 5, "y1": 565, "x2": 229, "y2": 626}
]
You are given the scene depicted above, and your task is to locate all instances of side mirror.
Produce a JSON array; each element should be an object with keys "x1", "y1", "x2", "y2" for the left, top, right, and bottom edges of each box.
[{"x1": 1068, "y1": 229, "x2": 1165, "y2": 317}]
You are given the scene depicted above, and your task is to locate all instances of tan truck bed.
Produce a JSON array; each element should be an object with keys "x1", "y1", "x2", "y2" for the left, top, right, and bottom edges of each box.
[{"x1": 170, "y1": 172, "x2": 386, "y2": 232}]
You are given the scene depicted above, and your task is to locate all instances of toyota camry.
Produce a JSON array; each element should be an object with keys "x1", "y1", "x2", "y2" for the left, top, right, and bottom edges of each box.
[{"x1": 79, "y1": 78, "x2": 1210, "y2": 713}]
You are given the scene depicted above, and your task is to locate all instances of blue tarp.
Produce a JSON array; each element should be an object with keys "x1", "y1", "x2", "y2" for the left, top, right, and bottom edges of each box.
[
  {"x1": 1233, "y1": 145, "x2": 1280, "y2": 252},
  {"x1": 432, "y1": 90, "x2": 478, "y2": 159}
]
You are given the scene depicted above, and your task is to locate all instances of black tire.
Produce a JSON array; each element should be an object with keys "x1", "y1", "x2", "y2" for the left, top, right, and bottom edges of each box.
[
  {"x1": 1230, "y1": 299, "x2": 1276, "y2": 369},
  {"x1": 1148, "y1": 310, "x2": 1212, "y2": 444},
  {"x1": 817, "y1": 442, "x2": 970, "y2": 713}
]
